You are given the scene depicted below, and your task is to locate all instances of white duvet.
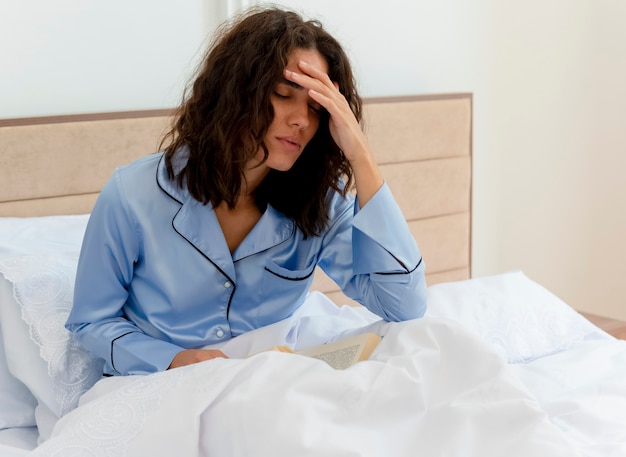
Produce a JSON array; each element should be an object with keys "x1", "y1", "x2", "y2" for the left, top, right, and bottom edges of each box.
[
  {"x1": 31, "y1": 309, "x2": 584, "y2": 456},
  {"x1": 3, "y1": 218, "x2": 626, "y2": 456},
  {"x1": 2, "y1": 259, "x2": 625, "y2": 456}
]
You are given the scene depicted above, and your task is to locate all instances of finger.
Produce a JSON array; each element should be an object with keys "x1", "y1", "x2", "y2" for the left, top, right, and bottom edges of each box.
[
  {"x1": 204, "y1": 349, "x2": 227, "y2": 360},
  {"x1": 307, "y1": 88, "x2": 333, "y2": 110},
  {"x1": 284, "y1": 69, "x2": 344, "y2": 114},
  {"x1": 284, "y1": 62, "x2": 337, "y2": 96},
  {"x1": 283, "y1": 68, "x2": 329, "y2": 96},
  {"x1": 297, "y1": 60, "x2": 334, "y2": 87}
]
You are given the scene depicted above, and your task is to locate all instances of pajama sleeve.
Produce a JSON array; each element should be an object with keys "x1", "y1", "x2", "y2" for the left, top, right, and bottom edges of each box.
[{"x1": 317, "y1": 183, "x2": 427, "y2": 321}]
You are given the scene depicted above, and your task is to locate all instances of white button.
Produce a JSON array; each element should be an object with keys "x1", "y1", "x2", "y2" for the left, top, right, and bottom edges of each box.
[
  {"x1": 216, "y1": 329, "x2": 225, "y2": 338},
  {"x1": 224, "y1": 281, "x2": 232, "y2": 288}
]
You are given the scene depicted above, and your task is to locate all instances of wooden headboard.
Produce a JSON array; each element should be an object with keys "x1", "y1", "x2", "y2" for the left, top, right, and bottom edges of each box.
[{"x1": 0, "y1": 94, "x2": 472, "y2": 301}]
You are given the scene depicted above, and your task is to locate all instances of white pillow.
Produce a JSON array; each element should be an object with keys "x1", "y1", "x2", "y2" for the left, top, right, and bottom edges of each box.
[
  {"x1": 0, "y1": 215, "x2": 102, "y2": 443},
  {"x1": 0, "y1": 255, "x2": 104, "y2": 443},
  {"x1": 0, "y1": 281, "x2": 38, "y2": 430},
  {"x1": 0, "y1": 214, "x2": 89, "y2": 259},
  {"x1": 425, "y1": 271, "x2": 603, "y2": 363}
]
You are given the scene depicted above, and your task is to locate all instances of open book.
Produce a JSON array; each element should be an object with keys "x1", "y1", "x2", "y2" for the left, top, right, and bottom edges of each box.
[{"x1": 270, "y1": 332, "x2": 382, "y2": 370}]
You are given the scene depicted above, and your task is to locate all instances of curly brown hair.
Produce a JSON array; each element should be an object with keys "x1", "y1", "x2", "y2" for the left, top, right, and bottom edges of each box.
[{"x1": 160, "y1": 7, "x2": 362, "y2": 237}]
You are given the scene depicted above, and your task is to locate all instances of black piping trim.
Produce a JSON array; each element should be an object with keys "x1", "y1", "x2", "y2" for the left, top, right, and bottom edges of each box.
[
  {"x1": 172, "y1": 220, "x2": 236, "y2": 322},
  {"x1": 156, "y1": 156, "x2": 235, "y2": 326},
  {"x1": 155, "y1": 154, "x2": 184, "y2": 205},
  {"x1": 375, "y1": 257, "x2": 423, "y2": 276},
  {"x1": 233, "y1": 226, "x2": 295, "y2": 264},
  {"x1": 111, "y1": 331, "x2": 136, "y2": 374},
  {"x1": 169, "y1": 212, "x2": 235, "y2": 283},
  {"x1": 225, "y1": 288, "x2": 235, "y2": 323},
  {"x1": 264, "y1": 266, "x2": 316, "y2": 281}
]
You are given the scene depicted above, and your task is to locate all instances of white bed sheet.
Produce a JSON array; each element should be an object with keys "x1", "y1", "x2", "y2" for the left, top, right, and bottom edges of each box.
[
  {"x1": 0, "y1": 444, "x2": 29, "y2": 457},
  {"x1": 1, "y1": 214, "x2": 626, "y2": 456},
  {"x1": 0, "y1": 431, "x2": 35, "y2": 456},
  {"x1": 31, "y1": 316, "x2": 586, "y2": 457},
  {"x1": 0, "y1": 282, "x2": 624, "y2": 456},
  {"x1": 512, "y1": 337, "x2": 626, "y2": 456}
]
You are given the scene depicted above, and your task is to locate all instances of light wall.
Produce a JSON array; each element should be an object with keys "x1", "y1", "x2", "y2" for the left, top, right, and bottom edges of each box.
[
  {"x1": 0, "y1": 0, "x2": 210, "y2": 117},
  {"x1": 482, "y1": 2, "x2": 626, "y2": 320},
  {"x1": 1, "y1": 0, "x2": 624, "y2": 319}
]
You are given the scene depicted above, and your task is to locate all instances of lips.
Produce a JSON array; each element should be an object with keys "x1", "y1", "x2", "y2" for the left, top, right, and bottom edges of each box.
[{"x1": 276, "y1": 136, "x2": 301, "y2": 152}]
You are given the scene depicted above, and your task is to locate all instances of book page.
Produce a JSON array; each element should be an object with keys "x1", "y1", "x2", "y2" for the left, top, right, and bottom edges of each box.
[
  {"x1": 305, "y1": 343, "x2": 362, "y2": 370},
  {"x1": 296, "y1": 333, "x2": 381, "y2": 370}
]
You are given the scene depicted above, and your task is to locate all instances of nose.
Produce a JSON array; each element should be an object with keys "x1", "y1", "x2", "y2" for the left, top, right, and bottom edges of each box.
[{"x1": 287, "y1": 100, "x2": 310, "y2": 129}]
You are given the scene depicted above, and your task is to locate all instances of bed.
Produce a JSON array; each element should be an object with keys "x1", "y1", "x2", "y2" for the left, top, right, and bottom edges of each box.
[{"x1": 1, "y1": 93, "x2": 625, "y2": 457}]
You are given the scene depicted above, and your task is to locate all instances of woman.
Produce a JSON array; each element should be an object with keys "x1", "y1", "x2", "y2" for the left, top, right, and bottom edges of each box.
[{"x1": 66, "y1": 7, "x2": 427, "y2": 376}]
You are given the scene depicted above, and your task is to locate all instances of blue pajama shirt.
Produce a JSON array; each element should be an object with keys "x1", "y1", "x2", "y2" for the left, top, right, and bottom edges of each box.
[{"x1": 66, "y1": 152, "x2": 426, "y2": 375}]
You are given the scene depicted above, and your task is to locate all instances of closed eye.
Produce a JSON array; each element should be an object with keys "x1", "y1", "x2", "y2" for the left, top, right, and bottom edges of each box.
[
  {"x1": 273, "y1": 81, "x2": 322, "y2": 114},
  {"x1": 309, "y1": 104, "x2": 322, "y2": 115}
]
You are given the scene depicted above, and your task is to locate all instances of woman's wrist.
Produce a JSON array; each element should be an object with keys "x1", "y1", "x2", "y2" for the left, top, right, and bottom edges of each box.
[{"x1": 349, "y1": 148, "x2": 384, "y2": 208}]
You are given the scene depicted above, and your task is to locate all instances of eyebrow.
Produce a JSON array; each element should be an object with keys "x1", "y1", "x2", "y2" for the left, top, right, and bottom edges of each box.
[{"x1": 278, "y1": 77, "x2": 304, "y2": 91}]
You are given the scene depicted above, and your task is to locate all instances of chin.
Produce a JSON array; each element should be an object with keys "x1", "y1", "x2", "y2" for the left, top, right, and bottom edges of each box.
[
  {"x1": 267, "y1": 156, "x2": 300, "y2": 172},
  {"x1": 272, "y1": 163, "x2": 296, "y2": 172}
]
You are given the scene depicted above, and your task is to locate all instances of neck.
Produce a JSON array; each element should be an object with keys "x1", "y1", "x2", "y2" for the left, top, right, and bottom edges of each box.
[{"x1": 242, "y1": 158, "x2": 270, "y2": 198}]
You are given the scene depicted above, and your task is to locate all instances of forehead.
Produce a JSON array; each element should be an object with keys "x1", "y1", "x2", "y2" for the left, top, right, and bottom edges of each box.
[
  {"x1": 278, "y1": 78, "x2": 304, "y2": 90},
  {"x1": 285, "y1": 48, "x2": 329, "y2": 75}
]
